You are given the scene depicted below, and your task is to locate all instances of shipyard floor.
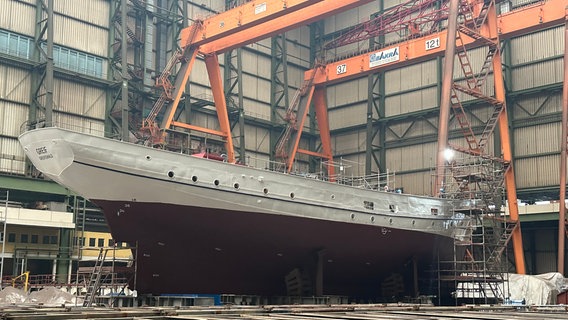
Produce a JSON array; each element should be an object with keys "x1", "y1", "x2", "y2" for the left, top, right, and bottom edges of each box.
[{"x1": 0, "y1": 304, "x2": 568, "y2": 319}]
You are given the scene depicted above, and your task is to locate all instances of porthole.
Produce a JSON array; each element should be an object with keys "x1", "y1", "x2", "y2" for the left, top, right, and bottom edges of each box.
[
  {"x1": 167, "y1": 171, "x2": 175, "y2": 178},
  {"x1": 370, "y1": 216, "x2": 375, "y2": 223},
  {"x1": 263, "y1": 188, "x2": 268, "y2": 194},
  {"x1": 389, "y1": 218, "x2": 393, "y2": 225},
  {"x1": 290, "y1": 192, "x2": 295, "y2": 199},
  {"x1": 214, "y1": 179, "x2": 220, "y2": 186},
  {"x1": 234, "y1": 183, "x2": 240, "y2": 189},
  {"x1": 412, "y1": 220, "x2": 416, "y2": 226},
  {"x1": 192, "y1": 176, "x2": 198, "y2": 182},
  {"x1": 331, "y1": 194, "x2": 336, "y2": 200},
  {"x1": 145, "y1": 155, "x2": 151, "y2": 160},
  {"x1": 350, "y1": 213, "x2": 355, "y2": 220}
]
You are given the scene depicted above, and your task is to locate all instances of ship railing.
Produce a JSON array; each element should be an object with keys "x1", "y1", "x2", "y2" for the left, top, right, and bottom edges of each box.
[
  {"x1": 21, "y1": 119, "x2": 108, "y2": 137},
  {"x1": 333, "y1": 172, "x2": 397, "y2": 192},
  {"x1": 244, "y1": 155, "x2": 397, "y2": 191}
]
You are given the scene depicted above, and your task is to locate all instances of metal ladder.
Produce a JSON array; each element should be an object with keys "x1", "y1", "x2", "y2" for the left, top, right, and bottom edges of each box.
[
  {"x1": 83, "y1": 248, "x2": 108, "y2": 307},
  {"x1": 274, "y1": 64, "x2": 320, "y2": 167}
]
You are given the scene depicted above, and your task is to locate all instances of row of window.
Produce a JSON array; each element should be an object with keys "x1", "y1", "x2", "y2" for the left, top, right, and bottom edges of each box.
[
  {"x1": 0, "y1": 232, "x2": 58, "y2": 245},
  {"x1": 0, "y1": 29, "x2": 105, "y2": 78},
  {"x1": 73, "y1": 237, "x2": 126, "y2": 248}
]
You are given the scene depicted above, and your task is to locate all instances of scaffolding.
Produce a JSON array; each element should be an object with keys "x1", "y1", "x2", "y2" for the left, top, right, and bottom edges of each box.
[{"x1": 437, "y1": 155, "x2": 516, "y2": 304}]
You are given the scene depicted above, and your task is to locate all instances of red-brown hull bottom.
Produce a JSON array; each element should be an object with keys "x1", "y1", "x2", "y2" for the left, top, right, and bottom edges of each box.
[{"x1": 96, "y1": 200, "x2": 453, "y2": 298}]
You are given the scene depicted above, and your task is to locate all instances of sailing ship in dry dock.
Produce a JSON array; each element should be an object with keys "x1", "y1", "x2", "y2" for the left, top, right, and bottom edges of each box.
[{"x1": 19, "y1": 126, "x2": 472, "y2": 298}]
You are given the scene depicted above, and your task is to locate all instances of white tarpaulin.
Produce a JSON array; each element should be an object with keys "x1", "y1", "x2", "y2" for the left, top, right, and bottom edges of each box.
[{"x1": 508, "y1": 272, "x2": 567, "y2": 305}]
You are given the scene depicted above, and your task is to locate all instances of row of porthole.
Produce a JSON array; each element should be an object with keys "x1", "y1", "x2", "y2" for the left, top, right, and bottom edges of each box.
[
  {"x1": 168, "y1": 171, "x2": 273, "y2": 194},
  {"x1": 349, "y1": 213, "x2": 426, "y2": 227},
  {"x1": 168, "y1": 171, "x2": 342, "y2": 201}
]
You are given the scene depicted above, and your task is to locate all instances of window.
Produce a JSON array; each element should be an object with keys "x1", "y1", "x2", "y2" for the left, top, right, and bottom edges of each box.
[
  {"x1": 8, "y1": 233, "x2": 15, "y2": 243},
  {"x1": 0, "y1": 29, "x2": 105, "y2": 78},
  {"x1": 98, "y1": 238, "x2": 104, "y2": 247},
  {"x1": 31, "y1": 235, "x2": 38, "y2": 244},
  {"x1": 42, "y1": 235, "x2": 50, "y2": 244},
  {"x1": 0, "y1": 30, "x2": 32, "y2": 59},
  {"x1": 0, "y1": 232, "x2": 3, "y2": 243},
  {"x1": 20, "y1": 234, "x2": 28, "y2": 243},
  {"x1": 50, "y1": 235, "x2": 58, "y2": 245},
  {"x1": 74, "y1": 236, "x2": 85, "y2": 246},
  {"x1": 48, "y1": 44, "x2": 104, "y2": 78},
  {"x1": 89, "y1": 238, "x2": 96, "y2": 247},
  {"x1": 363, "y1": 201, "x2": 374, "y2": 210},
  {"x1": 108, "y1": 239, "x2": 115, "y2": 247}
]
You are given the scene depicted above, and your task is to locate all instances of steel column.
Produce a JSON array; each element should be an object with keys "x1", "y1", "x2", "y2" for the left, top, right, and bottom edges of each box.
[
  {"x1": 120, "y1": 0, "x2": 129, "y2": 140},
  {"x1": 366, "y1": 5, "x2": 385, "y2": 177},
  {"x1": 558, "y1": 7, "x2": 568, "y2": 275},
  {"x1": 434, "y1": 0, "x2": 459, "y2": 196},
  {"x1": 270, "y1": 33, "x2": 290, "y2": 165},
  {"x1": 223, "y1": 48, "x2": 245, "y2": 162},
  {"x1": 29, "y1": 0, "x2": 54, "y2": 128}
]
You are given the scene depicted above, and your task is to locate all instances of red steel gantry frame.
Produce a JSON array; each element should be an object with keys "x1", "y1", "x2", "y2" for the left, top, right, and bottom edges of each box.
[
  {"x1": 284, "y1": 0, "x2": 566, "y2": 274},
  {"x1": 141, "y1": 0, "x2": 376, "y2": 163}
]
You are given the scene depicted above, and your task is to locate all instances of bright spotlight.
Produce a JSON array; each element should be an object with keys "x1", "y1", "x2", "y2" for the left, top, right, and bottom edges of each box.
[{"x1": 443, "y1": 148, "x2": 454, "y2": 161}]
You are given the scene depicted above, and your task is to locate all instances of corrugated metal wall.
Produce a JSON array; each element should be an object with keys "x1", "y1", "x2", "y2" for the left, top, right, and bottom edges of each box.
[
  {"x1": 0, "y1": 0, "x2": 36, "y2": 36},
  {"x1": 532, "y1": 228, "x2": 558, "y2": 274},
  {"x1": 0, "y1": 63, "x2": 30, "y2": 174},
  {"x1": 0, "y1": 0, "x2": 110, "y2": 174}
]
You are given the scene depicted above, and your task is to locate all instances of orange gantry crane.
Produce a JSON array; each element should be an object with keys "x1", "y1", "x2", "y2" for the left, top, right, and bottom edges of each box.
[
  {"x1": 276, "y1": 0, "x2": 566, "y2": 275},
  {"x1": 140, "y1": 0, "x2": 376, "y2": 163}
]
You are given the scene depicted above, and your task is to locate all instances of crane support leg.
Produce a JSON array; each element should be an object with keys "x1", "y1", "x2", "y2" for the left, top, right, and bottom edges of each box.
[
  {"x1": 286, "y1": 85, "x2": 316, "y2": 172},
  {"x1": 204, "y1": 54, "x2": 236, "y2": 163},
  {"x1": 489, "y1": 2, "x2": 526, "y2": 274},
  {"x1": 312, "y1": 88, "x2": 334, "y2": 177},
  {"x1": 160, "y1": 48, "x2": 199, "y2": 131}
]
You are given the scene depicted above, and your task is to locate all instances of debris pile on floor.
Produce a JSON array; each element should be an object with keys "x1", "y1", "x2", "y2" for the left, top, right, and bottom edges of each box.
[
  {"x1": 26, "y1": 287, "x2": 83, "y2": 306},
  {"x1": 0, "y1": 287, "x2": 83, "y2": 306},
  {"x1": 0, "y1": 287, "x2": 27, "y2": 304}
]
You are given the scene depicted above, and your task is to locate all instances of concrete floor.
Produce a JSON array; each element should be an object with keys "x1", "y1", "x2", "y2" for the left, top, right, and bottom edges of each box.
[{"x1": 1, "y1": 304, "x2": 568, "y2": 319}]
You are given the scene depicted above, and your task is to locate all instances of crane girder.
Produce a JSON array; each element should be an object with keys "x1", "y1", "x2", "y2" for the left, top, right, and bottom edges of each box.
[
  {"x1": 309, "y1": 0, "x2": 566, "y2": 86},
  {"x1": 179, "y1": 0, "x2": 323, "y2": 49},
  {"x1": 198, "y1": 0, "x2": 376, "y2": 54}
]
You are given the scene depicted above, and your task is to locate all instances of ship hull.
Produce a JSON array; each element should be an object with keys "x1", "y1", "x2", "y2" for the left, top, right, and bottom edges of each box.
[
  {"x1": 96, "y1": 199, "x2": 452, "y2": 296},
  {"x1": 19, "y1": 127, "x2": 469, "y2": 298}
]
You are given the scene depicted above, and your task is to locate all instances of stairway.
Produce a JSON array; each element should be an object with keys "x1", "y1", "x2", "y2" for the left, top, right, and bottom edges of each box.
[
  {"x1": 274, "y1": 65, "x2": 320, "y2": 168},
  {"x1": 83, "y1": 248, "x2": 108, "y2": 307}
]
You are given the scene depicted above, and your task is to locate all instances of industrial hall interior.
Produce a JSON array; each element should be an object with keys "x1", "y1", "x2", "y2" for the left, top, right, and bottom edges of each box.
[{"x1": 0, "y1": 0, "x2": 568, "y2": 309}]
